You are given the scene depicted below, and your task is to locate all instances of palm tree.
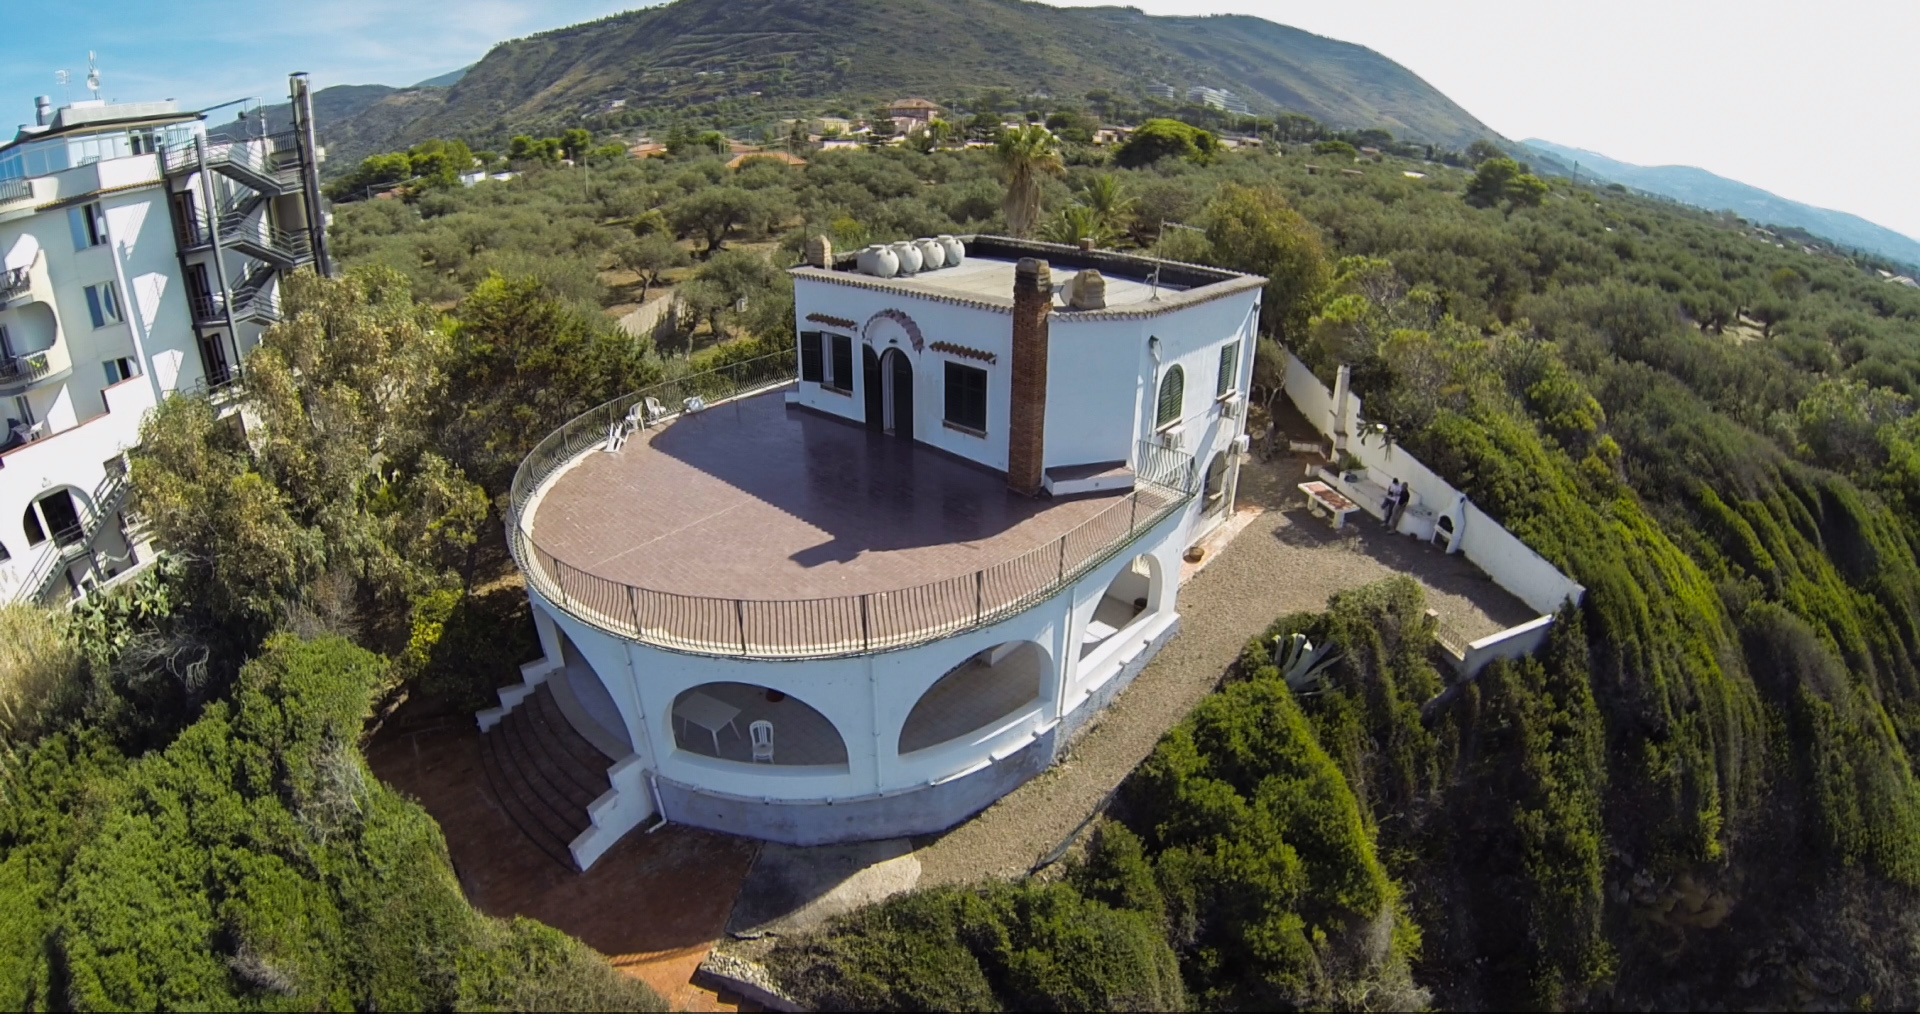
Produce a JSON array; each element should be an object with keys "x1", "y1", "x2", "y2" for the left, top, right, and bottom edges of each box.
[
  {"x1": 1041, "y1": 205, "x2": 1118, "y2": 248},
  {"x1": 1079, "y1": 174, "x2": 1137, "y2": 232},
  {"x1": 994, "y1": 125, "x2": 1064, "y2": 238}
]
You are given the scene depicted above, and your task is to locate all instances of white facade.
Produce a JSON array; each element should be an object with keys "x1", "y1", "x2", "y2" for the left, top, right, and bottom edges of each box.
[
  {"x1": 498, "y1": 238, "x2": 1265, "y2": 865},
  {"x1": 0, "y1": 89, "x2": 326, "y2": 604}
]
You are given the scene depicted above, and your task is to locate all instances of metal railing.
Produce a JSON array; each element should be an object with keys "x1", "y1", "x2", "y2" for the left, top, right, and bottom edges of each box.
[
  {"x1": 161, "y1": 137, "x2": 301, "y2": 190},
  {"x1": 19, "y1": 469, "x2": 130, "y2": 604},
  {"x1": 0, "y1": 266, "x2": 29, "y2": 301},
  {"x1": 506, "y1": 354, "x2": 1198, "y2": 659},
  {"x1": 0, "y1": 178, "x2": 30, "y2": 204},
  {"x1": 0, "y1": 350, "x2": 55, "y2": 389}
]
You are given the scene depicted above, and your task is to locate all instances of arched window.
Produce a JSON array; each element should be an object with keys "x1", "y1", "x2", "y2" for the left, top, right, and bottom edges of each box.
[{"x1": 1155, "y1": 365, "x2": 1185, "y2": 430}]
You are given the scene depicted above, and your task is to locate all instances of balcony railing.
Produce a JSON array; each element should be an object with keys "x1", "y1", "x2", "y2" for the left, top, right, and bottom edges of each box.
[
  {"x1": 507, "y1": 354, "x2": 1199, "y2": 660},
  {"x1": 1, "y1": 265, "x2": 30, "y2": 302},
  {"x1": 0, "y1": 178, "x2": 30, "y2": 204}
]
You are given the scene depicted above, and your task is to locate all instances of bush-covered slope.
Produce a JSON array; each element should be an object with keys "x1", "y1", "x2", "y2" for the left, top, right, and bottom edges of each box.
[{"x1": 338, "y1": 0, "x2": 1492, "y2": 159}]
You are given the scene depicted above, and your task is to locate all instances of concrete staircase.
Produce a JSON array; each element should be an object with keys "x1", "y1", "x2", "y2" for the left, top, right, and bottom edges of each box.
[{"x1": 479, "y1": 683, "x2": 613, "y2": 869}]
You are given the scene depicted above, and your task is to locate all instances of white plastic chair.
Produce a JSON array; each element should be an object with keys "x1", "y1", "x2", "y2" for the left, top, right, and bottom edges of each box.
[{"x1": 749, "y1": 720, "x2": 774, "y2": 764}]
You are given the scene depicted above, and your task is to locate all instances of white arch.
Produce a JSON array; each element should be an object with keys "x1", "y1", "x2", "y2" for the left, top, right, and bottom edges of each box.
[
  {"x1": 898, "y1": 640, "x2": 1050, "y2": 755},
  {"x1": 669, "y1": 681, "x2": 849, "y2": 768}
]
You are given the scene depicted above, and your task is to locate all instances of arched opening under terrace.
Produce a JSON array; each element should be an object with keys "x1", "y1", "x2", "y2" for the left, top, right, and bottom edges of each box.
[
  {"x1": 670, "y1": 682, "x2": 849, "y2": 768},
  {"x1": 898, "y1": 641, "x2": 1049, "y2": 755},
  {"x1": 1080, "y1": 553, "x2": 1162, "y2": 660}
]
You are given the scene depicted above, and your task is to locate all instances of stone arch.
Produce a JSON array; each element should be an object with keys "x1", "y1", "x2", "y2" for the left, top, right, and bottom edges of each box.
[
  {"x1": 1081, "y1": 553, "x2": 1164, "y2": 659},
  {"x1": 670, "y1": 682, "x2": 848, "y2": 768},
  {"x1": 863, "y1": 308, "x2": 925, "y2": 353},
  {"x1": 898, "y1": 641, "x2": 1050, "y2": 755}
]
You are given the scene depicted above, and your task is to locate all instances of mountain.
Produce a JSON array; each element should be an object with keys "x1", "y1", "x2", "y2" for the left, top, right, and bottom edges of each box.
[
  {"x1": 309, "y1": 0, "x2": 1495, "y2": 163},
  {"x1": 1521, "y1": 138, "x2": 1920, "y2": 270}
]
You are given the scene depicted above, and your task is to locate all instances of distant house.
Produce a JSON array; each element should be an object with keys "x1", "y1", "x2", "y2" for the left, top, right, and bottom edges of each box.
[
  {"x1": 821, "y1": 137, "x2": 864, "y2": 150},
  {"x1": 728, "y1": 150, "x2": 808, "y2": 169},
  {"x1": 1092, "y1": 127, "x2": 1128, "y2": 146},
  {"x1": 628, "y1": 141, "x2": 667, "y2": 159},
  {"x1": 887, "y1": 97, "x2": 940, "y2": 123}
]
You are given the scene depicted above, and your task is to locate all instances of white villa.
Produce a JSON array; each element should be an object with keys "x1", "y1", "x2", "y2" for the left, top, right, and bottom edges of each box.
[
  {"x1": 493, "y1": 235, "x2": 1265, "y2": 868},
  {"x1": 0, "y1": 77, "x2": 329, "y2": 605}
]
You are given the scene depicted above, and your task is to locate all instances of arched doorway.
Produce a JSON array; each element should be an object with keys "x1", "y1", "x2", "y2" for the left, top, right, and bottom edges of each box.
[
  {"x1": 671, "y1": 682, "x2": 848, "y2": 768},
  {"x1": 864, "y1": 346, "x2": 913, "y2": 439},
  {"x1": 899, "y1": 641, "x2": 1048, "y2": 754},
  {"x1": 22, "y1": 488, "x2": 83, "y2": 548}
]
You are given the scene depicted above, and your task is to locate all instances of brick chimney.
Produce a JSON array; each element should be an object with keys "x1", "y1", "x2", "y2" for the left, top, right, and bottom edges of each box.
[{"x1": 1008, "y1": 258, "x2": 1052, "y2": 496}]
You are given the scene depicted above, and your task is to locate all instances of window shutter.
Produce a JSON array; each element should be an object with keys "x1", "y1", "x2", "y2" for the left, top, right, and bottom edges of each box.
[
  {"x1": 800, "y1": 331, "x2": 823, "y2": 383},
  {"x1": 1217, "y1": 341, "x2": 1239, "y2": 397},
  {"x1": 85, "y1": 286, "x2": 104, "y2": 328},
  {"x1": 1157, "y1": 365, "x2": 1185, "y2": 428},
  {"x1": 829, "y1": 334, "x2": 853, "y2": 391},
  {"x1": 68, "y1": 207, "x2": 90, "y2": 250}
]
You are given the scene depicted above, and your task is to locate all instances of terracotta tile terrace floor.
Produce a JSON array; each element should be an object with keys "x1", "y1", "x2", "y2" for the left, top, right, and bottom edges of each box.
[{"x1": 531, "y1": 389, "x2": 1128, "y2": 601}]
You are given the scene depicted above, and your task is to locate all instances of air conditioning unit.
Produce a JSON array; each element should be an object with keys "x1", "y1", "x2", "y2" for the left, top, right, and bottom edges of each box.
[
  {"x1": 1220, "y1": 392, "x2": 1243, "y2": 419},
  {"x1": 1158, "y1": 424, "x2": 1186, "y2": 450}
]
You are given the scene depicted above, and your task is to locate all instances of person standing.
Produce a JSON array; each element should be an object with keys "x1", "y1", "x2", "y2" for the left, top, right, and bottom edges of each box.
[{"x1": 1381, "y1": 478, "x2": 1406, "y2": 529}]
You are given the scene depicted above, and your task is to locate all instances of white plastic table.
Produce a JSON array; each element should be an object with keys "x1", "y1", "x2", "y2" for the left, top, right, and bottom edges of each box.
[{"x1": 674, "y1": 691, "x2": 741, "y2": 753}]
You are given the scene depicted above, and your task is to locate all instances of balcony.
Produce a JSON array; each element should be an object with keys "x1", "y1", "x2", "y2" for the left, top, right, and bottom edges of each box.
[
  {"x1": 0, "y1": 342, "x2": 71, "y2": 395},
  {"x1": 510, "y1": 356, "x2": 1196, "y2": 659},
  {"x1": 0, "y1": 266, "x2": 28, "y2": 304}
]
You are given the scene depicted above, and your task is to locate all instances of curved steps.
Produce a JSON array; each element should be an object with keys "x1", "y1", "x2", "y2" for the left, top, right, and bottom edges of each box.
[{"x1": 479, "y1": 683, "x2": 614, "y2": 870}]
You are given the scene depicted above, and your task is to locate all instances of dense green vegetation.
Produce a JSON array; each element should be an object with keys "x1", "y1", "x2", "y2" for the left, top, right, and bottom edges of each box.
[
  {"x1": 305, "y1": 119, "x2": 1920, "y2": 1007},
  {"x1": 0, "y1": 631, "x2": 665, "y2": 1010}
]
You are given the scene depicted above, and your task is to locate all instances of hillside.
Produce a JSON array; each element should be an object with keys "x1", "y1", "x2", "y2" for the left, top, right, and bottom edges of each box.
[
  {"x1": 312, "y1": 0, "x2": 1493, "y2": 161},
  {"x1": 1523, "y1": 138, "x2": 1920, "y2": 269}
]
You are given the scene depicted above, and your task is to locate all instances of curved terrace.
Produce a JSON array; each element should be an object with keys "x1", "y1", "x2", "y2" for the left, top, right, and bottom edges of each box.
[{"x1": 508, "y1": 367, "x2": 1193, "y2": 659}]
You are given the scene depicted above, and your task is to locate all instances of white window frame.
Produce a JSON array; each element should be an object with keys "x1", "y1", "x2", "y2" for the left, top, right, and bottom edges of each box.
[{"x1": 68, "y1": 202, "x2": 107, "y2": 249}]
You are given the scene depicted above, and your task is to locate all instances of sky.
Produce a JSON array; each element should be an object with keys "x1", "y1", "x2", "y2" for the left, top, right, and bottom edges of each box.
[{"x1": 2, "y1": 0, "x2": 1915, "y2": 242}]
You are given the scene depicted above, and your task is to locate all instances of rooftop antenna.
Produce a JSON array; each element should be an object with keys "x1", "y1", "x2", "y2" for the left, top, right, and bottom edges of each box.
[
  {"x1": 54, "y1": 70, "x2": 69, "y2": 106},
  {"x1": 85, "y1": 53, "x2": 100, "y2": 100}
]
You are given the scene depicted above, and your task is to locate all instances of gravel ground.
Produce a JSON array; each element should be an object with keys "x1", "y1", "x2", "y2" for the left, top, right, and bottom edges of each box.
[{"x1": 914, "y1": 455, "x2": 1531, "y2": 886}]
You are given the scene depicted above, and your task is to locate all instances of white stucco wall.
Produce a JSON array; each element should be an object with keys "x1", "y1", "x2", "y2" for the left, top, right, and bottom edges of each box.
[{"x1": 520, "y1": 488, "x2": 1196, "y2": 818}]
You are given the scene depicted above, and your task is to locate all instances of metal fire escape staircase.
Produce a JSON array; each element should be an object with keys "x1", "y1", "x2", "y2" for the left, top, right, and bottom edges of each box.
[{"x1": 163, "y1": 136, "x2": 316, "y2": 333}]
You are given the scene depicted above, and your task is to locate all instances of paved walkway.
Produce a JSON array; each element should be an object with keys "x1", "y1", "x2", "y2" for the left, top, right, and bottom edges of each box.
[{"x1": 914, "y1": 455, "x2": 1529, "y2": 885}]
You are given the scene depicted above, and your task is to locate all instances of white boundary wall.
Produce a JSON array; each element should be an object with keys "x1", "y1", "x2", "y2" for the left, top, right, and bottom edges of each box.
[{"x1": 1283, "y1": 351, "x2": 1585, "y2": 673}]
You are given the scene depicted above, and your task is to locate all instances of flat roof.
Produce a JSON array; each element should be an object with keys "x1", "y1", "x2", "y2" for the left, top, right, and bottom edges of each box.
[
  {"x1": 529, "y1": 389, "x2": 1128, "y2": 603},
  {"x1": 795, "y1": 235, "x2": 1265, "y2": 318}
]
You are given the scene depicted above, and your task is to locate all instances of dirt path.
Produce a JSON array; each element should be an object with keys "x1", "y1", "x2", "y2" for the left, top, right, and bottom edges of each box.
[{"x1": 914, "y1": 457, "x2": 1527, "y2": 886}]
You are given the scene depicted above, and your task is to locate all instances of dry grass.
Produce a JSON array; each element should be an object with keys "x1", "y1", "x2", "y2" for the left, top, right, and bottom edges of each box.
[{"x1": 0, "y1": 602, "x2": 77, "y2": 742}]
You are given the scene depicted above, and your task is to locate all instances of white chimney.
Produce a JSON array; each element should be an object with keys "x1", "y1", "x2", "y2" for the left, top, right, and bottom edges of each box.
[{"x1": 34, "y1": 96, "x2": 51, "y2": 126}]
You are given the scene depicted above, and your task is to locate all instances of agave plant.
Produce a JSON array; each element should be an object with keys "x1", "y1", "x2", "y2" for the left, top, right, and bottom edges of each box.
[{"x1": 1271, "y1": 631, "x2": 1341, "y2": 692}]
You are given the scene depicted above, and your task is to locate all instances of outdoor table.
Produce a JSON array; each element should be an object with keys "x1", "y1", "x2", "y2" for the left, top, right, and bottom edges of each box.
[
  {"x1": 674, "y1": 691, "x2": 741, "y2": 753},
  {"x1": 1298, "y1": 481, "x2": 1360, "y2": 530}
]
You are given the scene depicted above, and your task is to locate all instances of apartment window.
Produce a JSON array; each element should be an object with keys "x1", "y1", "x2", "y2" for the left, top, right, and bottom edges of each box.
[
  {"x1": 826, "y1": 333, "x2": 853, "y2": 394},
  {"x1": 944, "y1": 362, "x2": 988, "y2": 433},
  {"x1": 85, "y1": 282, "x2": 122, "y2": 328},
  {"x1": 103, "y1": 357, "x2": 137, "y2": 385},
  {"x1": 68, "y1": 202, "x2": 107, "y2": 249},
  {"x1": 1217, "y1": 341, "x2": 1241, "y2": 398},
  {"x1": 1156, "y1": 365, "x2": 1185, "y2": 430},
  {"x1": 800, "y1": 331, "x2": 824, "y2": 383}
]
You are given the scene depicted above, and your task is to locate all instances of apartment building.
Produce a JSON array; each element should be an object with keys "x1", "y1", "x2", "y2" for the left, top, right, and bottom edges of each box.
[{"x1": 0, "y1": 75, "x2": 328, "y2": 605}]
